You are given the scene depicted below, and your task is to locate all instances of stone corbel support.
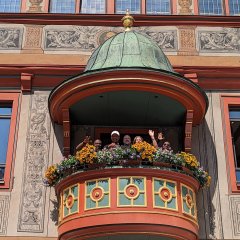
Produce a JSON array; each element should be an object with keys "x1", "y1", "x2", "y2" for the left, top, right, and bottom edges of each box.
[
  {"x1": 20, "y1": 73, "x2": 33, "y2": 93},
  {"x1": 62, "y1": 109, "x2": 71, "y2": 157},
  {"x1": 184, "y1": 73, "x2": 198, "y2": 83},
  {"x1": 184, "y1": 110, "x2": 193, "y2": 153}
]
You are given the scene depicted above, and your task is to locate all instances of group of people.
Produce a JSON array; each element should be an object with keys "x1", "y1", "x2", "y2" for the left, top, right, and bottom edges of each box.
[{"x1": 76, "y1": 130, "x2": 172, "y2": 153}]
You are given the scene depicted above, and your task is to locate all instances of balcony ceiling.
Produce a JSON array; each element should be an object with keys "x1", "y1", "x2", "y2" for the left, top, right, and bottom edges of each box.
[{"x1": 70, "y1": 90, "x2": 185, "y2": 126}]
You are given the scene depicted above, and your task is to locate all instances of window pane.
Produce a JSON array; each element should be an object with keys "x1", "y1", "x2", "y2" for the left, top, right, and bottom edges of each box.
[
  {"x1": 229, "y1": 0, "x2": 240, "y2": 15},
  {"x1": 116, "y1": 0, "x2": 141, "y2": 14},
  {"x1": 199, "y1": 0, "x2": 223, "y2": 15},
  {"x1": 81, "y1": 0, "x2": 106, "y2": 13},
  {"x1": 0, "y1": 107, "x2": 12, "y2": 115},
  {"x1": 146, "y1": 0, "x2": 170, "y2": 14},
  {"x1": 0, "y1": 118, "x2": 11, "y2": 164},
  {"x1": 0, "y1": 0, "x2": 21, "y2": 13},
  {"x1": 0, "y1": 165, "x2": 4, "y2": 180},
  {"x1": 50, "y1": 0, "x2": 75, "y2": 13},
  {"x1": 236, "y1": 168, "x2": 240, "y2": 183},
  {"x1": 229, "y1": 109, "x2": 240, "y2": 171},
  {"x1": 230, "y1": 109, "x2": 240, "y2": 120}
]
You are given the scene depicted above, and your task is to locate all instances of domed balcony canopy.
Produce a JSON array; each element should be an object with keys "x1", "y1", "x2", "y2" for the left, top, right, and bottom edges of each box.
[
  {"x1": 85, "y1": 30, "x2": 173, "y2": 73},
  {"x1": 49, "y1": 13, "x2": 208, "y2": 127}
]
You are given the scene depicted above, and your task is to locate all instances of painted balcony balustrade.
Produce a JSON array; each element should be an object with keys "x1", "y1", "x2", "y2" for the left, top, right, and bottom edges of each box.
[
  {"x1": 45, "y1": 142, "x2": 210, "y2": 240},
  {"x1": 54, "y1": 167, "x2": 202, "y2": 240}
]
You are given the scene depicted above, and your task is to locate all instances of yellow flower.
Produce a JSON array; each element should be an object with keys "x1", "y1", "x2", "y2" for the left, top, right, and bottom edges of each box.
[
  {"x1": 132, "y1": 141, "x2": 156, "y2": 162},
  {"x1": 76, "y1": 144, "x2": 96, "y2": 164}
]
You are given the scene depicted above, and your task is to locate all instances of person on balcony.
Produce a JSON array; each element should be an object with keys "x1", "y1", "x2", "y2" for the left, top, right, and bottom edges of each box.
[
  {"x1": 76, "y1": 136, "x2": 102, "y2": 152},
  {"x1": 148, "y1": 130, "x2": 172, "y2": 152},
  {"x1": 93, "y1": 139, "x2": 102, "y2": 152},
  {"x1": 133, "y1": 136, "x2": 143, "y2": 144},
  {"x1": 76, "y1": 135, "x2": 91, "y2": 151},
  {"x1": 121, "y1": 134, "x2": 132, "y2": 149},
  {"x1": 104, "y1": 130, "x2": 120, "y2": 149}
]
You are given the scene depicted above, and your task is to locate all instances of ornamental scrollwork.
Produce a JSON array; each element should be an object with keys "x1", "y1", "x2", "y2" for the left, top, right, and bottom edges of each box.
[
  {"x1": 44, "y1": 26, "x2": 178, "y2": 52},
  {"x1": 45, "y1": 26, "x2": 101, "y2": 51},
  {"x1": 135, "y1": 27, "x2": 177, "y2": 51},
  {"x1": 18, "y1": 93, "x2": 51, "y2": 232},
  {"x1": 0, "y1": 28, "x2": 23, "y2": 49},
  {"x1": 199, "y1": 28, "x2": 240, "y2": 52}
]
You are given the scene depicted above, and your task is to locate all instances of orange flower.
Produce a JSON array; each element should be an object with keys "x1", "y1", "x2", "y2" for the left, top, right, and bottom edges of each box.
[{"x1": 76, "y1": 144, "x2": 97, "y2": 164}]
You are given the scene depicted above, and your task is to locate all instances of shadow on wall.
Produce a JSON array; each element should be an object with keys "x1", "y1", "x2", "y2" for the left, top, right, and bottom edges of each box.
[{"x1": 192, "y1": 120, "x2": 220, "y2": 240}]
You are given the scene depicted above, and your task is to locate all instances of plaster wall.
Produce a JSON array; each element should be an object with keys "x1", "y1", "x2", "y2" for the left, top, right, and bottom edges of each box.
[
  {"x1": 1, "y1": 91, "x2": 59, "y2": 239},
  {"x1": 193, "y1": 92, "x2": 240, "y2": 239}
]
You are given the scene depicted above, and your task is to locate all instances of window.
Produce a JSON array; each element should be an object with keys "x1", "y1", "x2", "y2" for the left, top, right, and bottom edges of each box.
[
  {"x1": 0, "y1": 0, "x2": 21, "y2": 13},
  {"x1": 50, "y1": 0, "x2": 75, "y2": 13},
  {"x1": 0, "y1": 93, "x2": 19, "y2": 189},
  {"x1": 222, "y1": 97, "x2": 240, "y2": 192},
  {"x1": 0, "y1": 106, "x2": 12, "y2": 182},
  {"x1": 198, "y1": 0, "x2": 223, "y2": 15},
  {"x1": 81, "y1": 0, "x2": 106, "y2": 13},
  {"x1": 146, "y1": 0, "x2": 171, "y2": 14},
  {"x1": 229, "y1": 108, "x2": 240, "y2": 183},
  {"x1": 229, "y1": 0, "x2": 240, "y2": 15},
  {"x1": 115, "y1": 0, "x2": 141, "y2": 14}
]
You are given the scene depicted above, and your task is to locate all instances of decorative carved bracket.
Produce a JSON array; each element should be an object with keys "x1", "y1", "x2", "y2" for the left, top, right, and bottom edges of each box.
[
  {"x1": 62, "y1": 109, "x2": 70, "y2": 157},
  {"x1": 20, "y1": 73, "x2": 33, "y2": 93},
  {"x1": 184, "y1": 110, "x2": 193, "y2": 152},
  {"x1": 184, "y1": 73, "x2": 198, "y2": 83}
]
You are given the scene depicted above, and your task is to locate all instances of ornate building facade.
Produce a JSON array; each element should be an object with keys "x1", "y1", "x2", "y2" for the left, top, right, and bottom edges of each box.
[{"x1": 0, "y1": 0, "x2": 240, "y2": 239}]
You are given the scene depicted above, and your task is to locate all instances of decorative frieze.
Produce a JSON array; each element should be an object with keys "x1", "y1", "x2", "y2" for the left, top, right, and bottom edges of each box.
[
  {"x1": 0, "y1": 26, "x2": 23, "y2": 50},
  {"x1": 43, "y1": 26, "x2": 178, "y2": 52},
  {"x1": 198, "y1": 28, "x2": 240, "y2": 53},
  {"x1": 0, "y1": 195, "x2": 10, "y2": 235},
  {"x1": 230, "y1": 197, "x2": 240, "y2": 236},
  {"x1": 18, "y1": 93, "x2": 51, "y2": 232}
]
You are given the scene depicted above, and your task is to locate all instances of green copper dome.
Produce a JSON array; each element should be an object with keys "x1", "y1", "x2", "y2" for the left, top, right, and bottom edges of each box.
[{"x1": 84, "y1": 31, "x2": 174, "y2": 72}]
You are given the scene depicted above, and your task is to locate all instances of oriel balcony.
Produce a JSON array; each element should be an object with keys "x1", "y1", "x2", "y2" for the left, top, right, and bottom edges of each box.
[{"x1": 47, "y1": 13, "x2": 209, "y2": 240}]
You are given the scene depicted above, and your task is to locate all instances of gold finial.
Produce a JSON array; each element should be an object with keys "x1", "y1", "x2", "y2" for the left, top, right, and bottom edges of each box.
[{"x1": 121, "y1": 9, "x2": 134, "y2": 31}]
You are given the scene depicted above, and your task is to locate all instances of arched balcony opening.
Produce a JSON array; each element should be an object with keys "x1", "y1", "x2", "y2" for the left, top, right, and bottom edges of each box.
[{"x1": 49, "y1": 68, "x2": 207, "y2": 156}]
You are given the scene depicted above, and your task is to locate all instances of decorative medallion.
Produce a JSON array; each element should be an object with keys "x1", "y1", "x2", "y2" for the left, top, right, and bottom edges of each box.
[
  {"x1": 65, "y1": 194, "x2": 74, "y2": 209},
  {"x1": 85, "y1": 179, "x2": 110, "y2": 210},
  {"x1": 181, "y1": 184, "x2": 196, "y2": 218},
  {"x1": 159, "y1": 187, "x2": 172, "y2": 202},
  {"x1": 186, "y1": 193, "x2": 193, "y2": 208},
  {"x1": 90, "y1": 187, "x2": 104, "y2": 202},
  {"x1": 153, "y1": 178, "x2": 177, "y2": 210},
  {"x1": 124, "y1": 184, "x2": 140, "y2": 200}
]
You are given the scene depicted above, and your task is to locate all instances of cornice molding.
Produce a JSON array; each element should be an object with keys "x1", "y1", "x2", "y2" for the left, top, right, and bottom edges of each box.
[
  {"x1": 0, "y1": 13, "x2": 240, "y2": 27},
  {"x1": 0, "y1": 65, "x2": 239, "y2": 90}
]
